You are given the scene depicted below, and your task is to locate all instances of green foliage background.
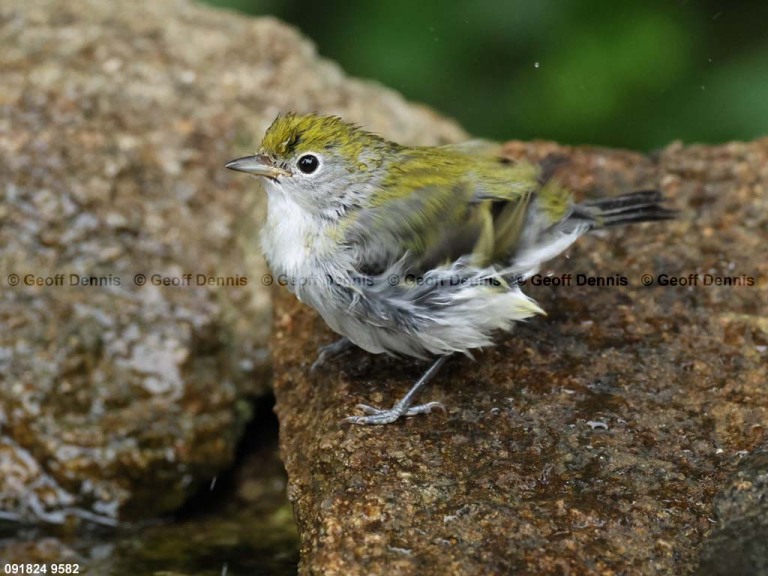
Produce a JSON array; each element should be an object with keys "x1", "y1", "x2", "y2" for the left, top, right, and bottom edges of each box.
[{"x1": 203, "y1": 0, "x2": 768, "y2": 151}]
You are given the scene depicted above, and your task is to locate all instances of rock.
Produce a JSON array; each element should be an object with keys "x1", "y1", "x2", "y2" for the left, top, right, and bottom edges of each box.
[
  {"x1": 0, "y1": 0, "x2": 464, "y2": 524},
  {"x1": 0, "y1": 399, "x2": 299, "y2": 573},
  {"x1": 273, "y1": 139, "x2": 768, "y2": 575}
]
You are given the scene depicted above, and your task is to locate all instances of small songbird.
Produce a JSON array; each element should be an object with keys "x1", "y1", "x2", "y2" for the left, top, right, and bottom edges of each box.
[{"x1": 226, "y1": 113, "x2": 673, "y2": 425}]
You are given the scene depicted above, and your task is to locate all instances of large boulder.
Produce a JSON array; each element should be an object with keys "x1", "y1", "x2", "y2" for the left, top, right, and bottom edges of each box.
[
  {"x1": 0, "y1": 0, "x2": 464, "y2": 524},
  {"x1": 273, "y1": 139, "x2": 768, "y2": 575}
]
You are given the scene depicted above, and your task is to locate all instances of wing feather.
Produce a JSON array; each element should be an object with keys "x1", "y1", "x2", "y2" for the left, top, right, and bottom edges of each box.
[{"x1": 344, "y1": 147, "x2": 544, "y2": 274}]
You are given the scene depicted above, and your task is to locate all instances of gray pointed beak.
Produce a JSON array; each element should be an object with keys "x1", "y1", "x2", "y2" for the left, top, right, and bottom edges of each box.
[{"x1": 225, "y1": 154, "x2": 288, "y2": 179}]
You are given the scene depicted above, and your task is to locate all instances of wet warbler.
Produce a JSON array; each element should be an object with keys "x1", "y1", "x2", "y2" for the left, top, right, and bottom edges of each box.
[{"x1": 226, "y1": 113, "x2": 672, "y2": 425}]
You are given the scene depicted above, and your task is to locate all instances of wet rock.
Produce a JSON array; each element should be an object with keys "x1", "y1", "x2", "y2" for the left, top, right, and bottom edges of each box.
[
  {"x1": 0, "y1": 399, "x2": 298, "y2": 574},
  {"x1": 273, "y1": 139, "x2": 768, "y2": 574},
  {"x1": 0, "y1": 0, "x2": 463, "y2": 524}
]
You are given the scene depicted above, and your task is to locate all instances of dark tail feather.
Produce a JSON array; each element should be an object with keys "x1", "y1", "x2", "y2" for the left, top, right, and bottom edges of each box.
[{"x1": 575, "y1": 190, "x2": 676, "y2": 228}]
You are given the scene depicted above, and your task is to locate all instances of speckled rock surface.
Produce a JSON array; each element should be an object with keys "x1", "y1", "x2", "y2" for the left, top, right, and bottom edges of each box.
[
  {"x1": 273, "y1": 139, "x2": 768, "y2": 575},
  {"x1": 0, "y1": 0, "x2": 464, "y2": 525}
]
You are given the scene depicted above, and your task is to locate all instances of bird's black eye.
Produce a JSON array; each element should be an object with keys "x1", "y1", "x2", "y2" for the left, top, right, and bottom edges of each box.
[{"x1": 297, "y1": 154, "x2": 320, "y2": 174}]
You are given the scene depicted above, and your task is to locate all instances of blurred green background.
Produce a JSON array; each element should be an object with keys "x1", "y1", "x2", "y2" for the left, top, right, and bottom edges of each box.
[{"x1": 203, "y1": 0, "x2": 768, "y2": 151}]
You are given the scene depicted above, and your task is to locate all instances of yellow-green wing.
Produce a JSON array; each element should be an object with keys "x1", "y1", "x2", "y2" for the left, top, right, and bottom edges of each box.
[{"x1": 345, "y1": 146, "x2": 551, "y2": 273}]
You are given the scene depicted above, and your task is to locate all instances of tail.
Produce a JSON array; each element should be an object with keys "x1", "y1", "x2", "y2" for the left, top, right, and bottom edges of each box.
[
  {"x1": 575, "y1": 190, "x2": 676, "y2": 228},
  {"x1": 503, "y1": 189, "x2": 674, "y2": 281}
]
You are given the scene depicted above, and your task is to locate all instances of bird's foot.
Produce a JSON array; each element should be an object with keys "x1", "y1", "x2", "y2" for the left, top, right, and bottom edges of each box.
[
  {"x1": 311, "y1": 337, "x2": 353, "y2": 372},
  {"x1": 343, "y1": 401, "x2": 445, "y2": 426}
]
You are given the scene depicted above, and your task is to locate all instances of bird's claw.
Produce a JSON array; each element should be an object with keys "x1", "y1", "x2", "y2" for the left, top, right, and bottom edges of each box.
[{"x1": 343, "y1": 401, "x2": 446, "y2": 425}]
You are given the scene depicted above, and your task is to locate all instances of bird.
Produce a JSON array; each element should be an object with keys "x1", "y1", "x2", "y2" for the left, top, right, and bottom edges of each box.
[{"x1": 226, "y1": 113, "x2": 674, "y2": 425}]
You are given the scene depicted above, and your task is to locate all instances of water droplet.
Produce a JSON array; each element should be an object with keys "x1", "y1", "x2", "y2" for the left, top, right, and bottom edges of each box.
[{"x1": 534, "y1": 62, "x2": 540, "y2": 69}]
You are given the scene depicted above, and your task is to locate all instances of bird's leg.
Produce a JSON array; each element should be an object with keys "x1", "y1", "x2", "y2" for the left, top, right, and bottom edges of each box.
[
  {"x1": 311, "y1": 337, "x2": 353, "y2": 372},
  {"x1": 344, "y1": 355, "x2": 449, "y2": 425}
]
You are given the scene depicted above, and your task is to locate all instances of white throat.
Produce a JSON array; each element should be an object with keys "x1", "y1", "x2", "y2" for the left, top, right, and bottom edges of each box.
[{"x1": 260, "y1": 187, "x2": 329, "y2": 283}]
